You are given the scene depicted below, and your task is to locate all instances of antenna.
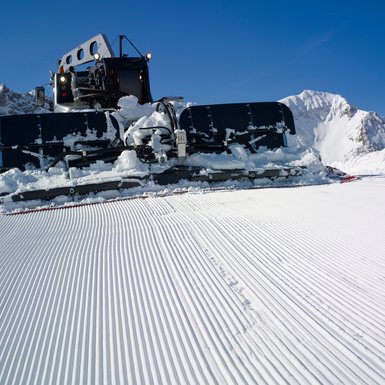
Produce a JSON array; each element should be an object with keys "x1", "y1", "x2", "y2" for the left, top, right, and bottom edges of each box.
[{"x1": 119, "y1": 35, "x2": 145, "y2": 59}]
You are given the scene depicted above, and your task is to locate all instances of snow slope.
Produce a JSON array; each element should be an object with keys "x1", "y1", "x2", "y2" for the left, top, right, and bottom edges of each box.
[{"x1": 1, "y1": 177, "x2": 385, "y2": 385}]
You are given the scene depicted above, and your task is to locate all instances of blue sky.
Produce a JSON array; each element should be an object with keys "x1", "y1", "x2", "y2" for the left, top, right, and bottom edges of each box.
[{"x1": 1, "y1": 0, "x2": 384, "y2": 115}]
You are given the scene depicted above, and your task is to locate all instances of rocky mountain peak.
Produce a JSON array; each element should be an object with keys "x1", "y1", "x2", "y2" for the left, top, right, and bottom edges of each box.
[
  {"x1": 281, "y1": 90, "x2": 385, "y2": 165},
  {"x1": 0, "y1": 84, "x2": 43, "y2": 115}
]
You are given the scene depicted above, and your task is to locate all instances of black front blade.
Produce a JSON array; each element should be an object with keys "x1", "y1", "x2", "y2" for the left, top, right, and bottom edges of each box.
[
  {"x1": 0, "y1": 111, "x2": 113, "y2": 170},
  {"x1": 178, "y1": 102, "x2": 295, "y2": 153}
]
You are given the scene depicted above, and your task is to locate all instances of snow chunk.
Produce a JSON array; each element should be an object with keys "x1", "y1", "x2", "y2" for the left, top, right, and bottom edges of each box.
[
  {"x1": 0, "y1": 168, "x2": 39, "y2": 194},
  {"x1": 114, "y1": 150, "x2": 149, "y2": 173},
  {"x1": 229, "y1": 143, "x2": 248, "y2": 161},
  {"x1": 114, "y1": 95, "x2": 155, "y2": 122},
  {"x1": 124, "y1": 111, "x2": 171, "y2": 146}
]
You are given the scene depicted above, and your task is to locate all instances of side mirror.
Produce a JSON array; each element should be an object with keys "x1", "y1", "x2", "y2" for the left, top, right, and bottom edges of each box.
[{"x1": 35, "y1": 86, "x2": 45, "y2": 107}]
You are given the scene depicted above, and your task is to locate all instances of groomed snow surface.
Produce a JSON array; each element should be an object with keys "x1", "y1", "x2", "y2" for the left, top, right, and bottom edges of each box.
[{"x1": 1, "y1": 176, "x2": 385, "y2": 385}]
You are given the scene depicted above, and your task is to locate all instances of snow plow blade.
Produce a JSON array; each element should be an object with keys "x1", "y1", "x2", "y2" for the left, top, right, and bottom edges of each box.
[
  {"x1": 179, "y1": 102, "x2": 295, "y2": 153},
  {"x1": 0, "y1": 111, "x2": 117, "y2": 170},
  {"x1": 1, "y1": 101, "x2": 295, "y2": 171}
]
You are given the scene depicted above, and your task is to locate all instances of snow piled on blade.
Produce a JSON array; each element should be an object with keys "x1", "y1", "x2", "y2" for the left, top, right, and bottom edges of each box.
[{"x1": 114, "y1": 95, "x2": 155, "y2": 122}]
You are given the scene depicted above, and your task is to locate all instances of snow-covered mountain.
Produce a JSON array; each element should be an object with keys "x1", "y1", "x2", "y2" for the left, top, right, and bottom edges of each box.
[
  {"x1": 0, "y1": 84, "x2": 46, "y2": 115},
  {"x1": 280, "y1": 90, "x2": 385, "y2": 174}
]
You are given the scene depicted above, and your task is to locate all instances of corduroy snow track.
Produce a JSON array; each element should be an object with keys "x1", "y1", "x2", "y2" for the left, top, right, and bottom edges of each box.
[{"x1": 1, "y1": 176, "x2": 385, "y2": 385}]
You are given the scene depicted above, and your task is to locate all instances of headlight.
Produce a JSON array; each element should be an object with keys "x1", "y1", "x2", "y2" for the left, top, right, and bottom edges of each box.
[
  {"x1": 59, "y1": 75, "x2": 67, "y2": 84},
  {"x1": 145, "y1": 52, "x2": 152, "y2": 61},
  {"x1": 93, "y1": 52, "x2": 100, "y2": 61}
]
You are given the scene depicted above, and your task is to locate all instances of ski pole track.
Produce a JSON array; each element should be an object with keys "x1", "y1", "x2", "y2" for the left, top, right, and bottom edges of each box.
[
  {"x1": 188, "y1": 219, "x2": 376, "y2": 384},
  {"x1": 130, "y1": 201, "x2": 254, "y2": 384},
  {"x1": 163, "y1": 187, "x2": 385, "y2": 383},
  {"x1": 1, "y1": 178, "x2": 385, "y2": 384},
  {"x1": 182, "y1": 212, "x2": 344, "y2": 383},
  {"x1": 171, "y1": 185, "x2": 385, "y2": 293},
  {"x1": 138, "y1": 198, "x2": 252, "y2": 384},
  {"x1": 166, "y1": 191, "x2": 385, "y2": 299},
  {"x1": 151, "y1": 216, "x2": 318, "y2": 385},
  {"x1": 183, "y1": 204, "x2": 384, "y2": 380},
  {"x1": 143, "y1": 196, "x2": 364, "y2": 382},
  {"x1": 148, "y1": 215, "x2": 271, "y2": 384},
  {"x1": 218, "y1": 209, "x2": 383, "y2": 339}
]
